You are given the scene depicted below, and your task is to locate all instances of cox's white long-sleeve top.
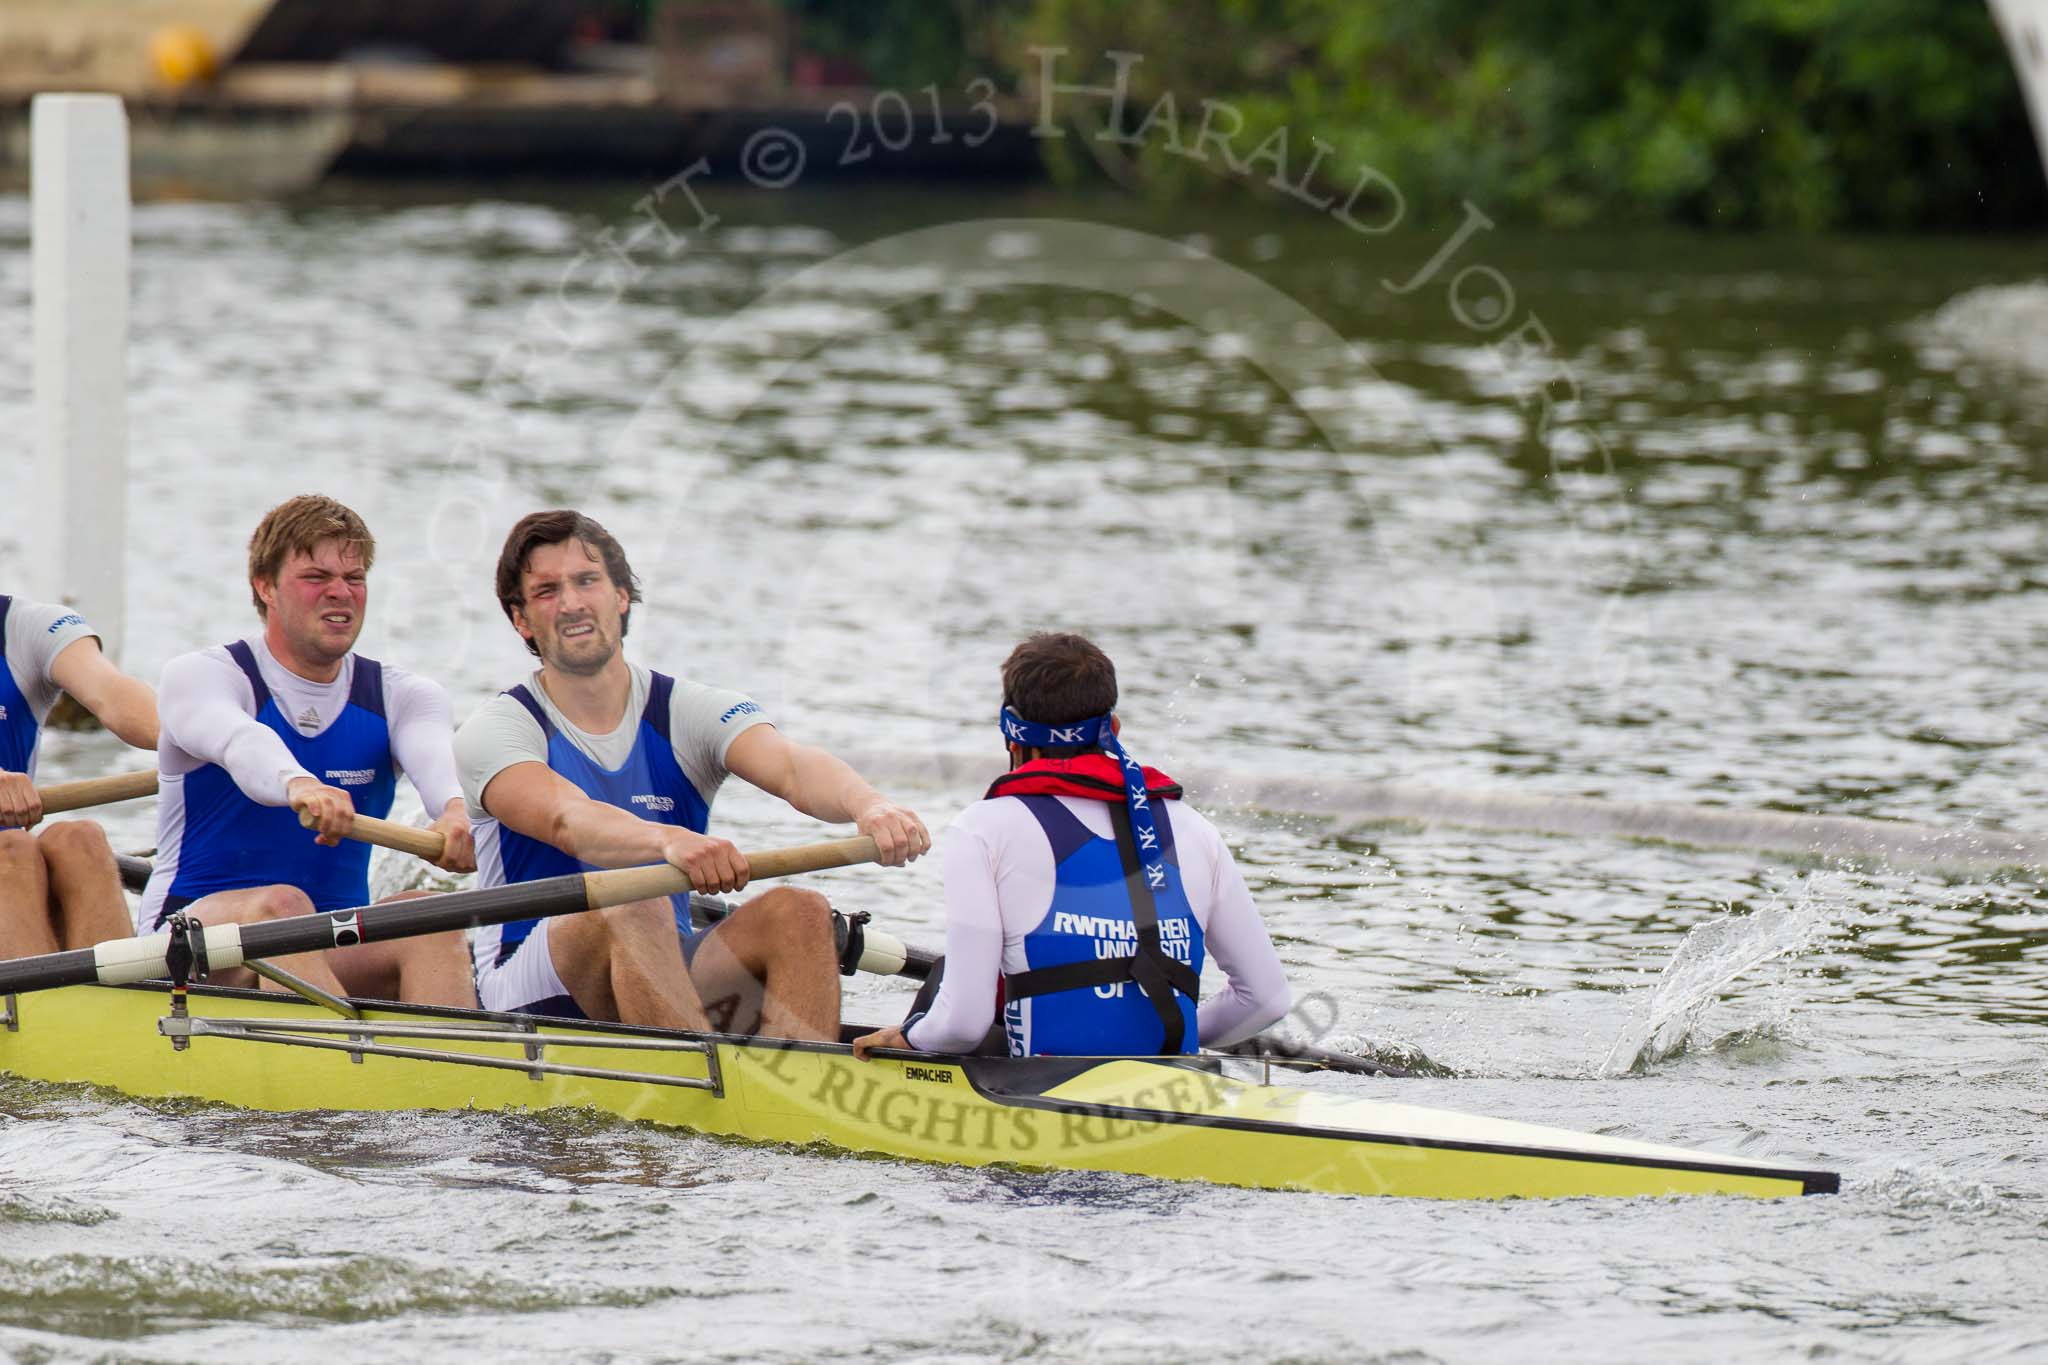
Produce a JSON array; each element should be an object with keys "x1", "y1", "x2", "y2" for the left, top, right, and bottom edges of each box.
[{"x1": 905, "y1": 795, "x2": 1291, "y2": 1054}]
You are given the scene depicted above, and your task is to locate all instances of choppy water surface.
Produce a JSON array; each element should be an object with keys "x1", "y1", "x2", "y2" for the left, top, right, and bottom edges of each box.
[{"x1": 1, "y1": 185, "x2": 2046, "y2": 1362}]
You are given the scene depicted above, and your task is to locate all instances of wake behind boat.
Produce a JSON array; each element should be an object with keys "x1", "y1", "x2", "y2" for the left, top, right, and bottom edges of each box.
[{"x1": 0, "y1": 977, "x2": 1838, "y2": 1201}]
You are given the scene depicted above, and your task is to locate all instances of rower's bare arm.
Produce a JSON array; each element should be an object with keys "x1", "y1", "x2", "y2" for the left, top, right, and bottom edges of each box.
[
  {"x1": 47, "y1": 638, "x2": 158, "y2": 750},
  {"x1": 479, "y1": 761, "x2": 746, "y2": 892},
  {"x1": 723, "y1": 726, "x2": 930, "y2": 866}
]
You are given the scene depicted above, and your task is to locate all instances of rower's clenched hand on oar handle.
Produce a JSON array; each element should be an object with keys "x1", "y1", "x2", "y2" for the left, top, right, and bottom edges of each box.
[
  {"x1": 425, "y1": 803, "x2": 478, "y2": 875},
  {"x1": 855, "y1": 799, "x2": 930, "y2": 867},
  {"x1": 0, "y1": 770, "x2": 43, "y2": 829},
  {"x1": 288, "y1": 777, "x2": 357, "y2": 847},
  {"x1": 659, "y1": 827, "x2": 750, "y2": 895}
]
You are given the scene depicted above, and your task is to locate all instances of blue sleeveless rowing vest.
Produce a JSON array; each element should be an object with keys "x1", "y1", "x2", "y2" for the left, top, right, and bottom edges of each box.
[
  {"x1": 489, "y1": 673, "x2": 709, "y2": 965},
  {"x1": 0, "y1": 596, "x2": 38, "y2": 778},
  {"x1": 167, "y1": 642, "x2": 396, "y2": 912},
  {"x1": 1002, "y1": 796, "x2": 1204, "y2": 1057}
]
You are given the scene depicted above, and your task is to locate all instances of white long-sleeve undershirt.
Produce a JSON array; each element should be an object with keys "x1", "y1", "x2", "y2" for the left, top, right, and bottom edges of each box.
[
  {"x1": 904, "y1": 795, "x2": 1291, "y2": 1055},
  {"x1": 155, "y1": 637, "x2": 463, "y2": 813}
]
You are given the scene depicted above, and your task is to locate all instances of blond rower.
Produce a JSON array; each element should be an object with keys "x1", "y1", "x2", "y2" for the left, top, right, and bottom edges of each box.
[{"x1": 138, "y1": 496, "x2": 476, "y2": 1007}]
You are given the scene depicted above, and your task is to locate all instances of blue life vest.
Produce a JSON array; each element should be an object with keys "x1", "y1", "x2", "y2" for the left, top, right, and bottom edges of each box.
[
  {"x1": 0, "y1": 596, "x2": 38, "y2": 778},
  {"x1": 489, "y1": 672, "x2": 709, "y2": 966},
  {"x1": 1001, "y1": 794, "x2": 1204, "y2": 1057},
  {"x1": 167, "y1": 642, "x2": 395, "y2": 912}
]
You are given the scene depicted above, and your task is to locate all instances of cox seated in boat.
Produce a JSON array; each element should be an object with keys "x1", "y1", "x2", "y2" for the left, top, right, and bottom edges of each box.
[
  {"x1": 0, "y1": 594, "x2": 159, "y2": 960},
  {"x1": 453, "y1": 510, "x2": 929, "y2": 1041},
  {"x1": 854, "y1": 632, "x2": 1290, "y2": 1062},
  {"x1": 137, "y1": 496, "x2": 478, "y2": 1007}
]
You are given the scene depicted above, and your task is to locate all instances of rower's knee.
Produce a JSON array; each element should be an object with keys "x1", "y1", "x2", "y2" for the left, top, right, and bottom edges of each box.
[
  {"x1": 577, "y1": 898, "x2": 676, "y2": 954},
  {"x1": 241, "y1": 885, "x2": 316, "y2": 923},
  {"x1": 37, "y1": 820, "x2": 112, "y2": 867},
  {"x1": 0, "y1": 828, "x2": 43, "y2": 876},
  {"x1": 755, "y1": 887, "x2": 834, "y2": 943},
  {"x1": 0, "y1": 830, "x2": 49, "y2": 896}
]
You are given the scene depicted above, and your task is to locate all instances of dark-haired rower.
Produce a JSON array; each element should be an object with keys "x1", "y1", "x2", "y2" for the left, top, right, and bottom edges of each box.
[
  {"x1": 854, "y1": 632, "x2": 1289, "y2": 1060},
  {"x1": 455, "y1": 510, "x2": 929, "y2": 1041}
]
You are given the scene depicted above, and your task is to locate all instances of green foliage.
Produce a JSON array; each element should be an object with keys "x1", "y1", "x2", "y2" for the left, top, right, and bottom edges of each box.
[
  {"x1": 1006, "y1": 0, "x2": 2045, "y2": 230},
  {"x1": 748, "y1": 0, "x2": 2041, "y2": 227}
]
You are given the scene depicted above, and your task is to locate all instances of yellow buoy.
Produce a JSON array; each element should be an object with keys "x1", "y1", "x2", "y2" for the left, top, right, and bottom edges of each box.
[{"x1": 148, "y1": 26, "x2": 218, "y2": 88}]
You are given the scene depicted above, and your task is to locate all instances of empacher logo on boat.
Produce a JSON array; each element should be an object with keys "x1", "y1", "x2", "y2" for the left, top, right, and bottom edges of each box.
[
  {"x1": 324, "y1": 768, "x2": 377, "y2": 787},
  {"x1": 630, "y1": 794, "x2": 676, "y2": 813}
]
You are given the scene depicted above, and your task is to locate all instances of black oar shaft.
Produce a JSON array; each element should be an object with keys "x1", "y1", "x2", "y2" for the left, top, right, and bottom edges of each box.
[
  {"x1": 0, "y1": 947, "x2": 99, "y2": 994},
  {"x1": 2, "y1": 837, "x2": 880, "y2": 997},
  {"x1": 239, "y1": 873, "x2": 589, "y2": 960},
  {"x1": 0, "y1": 870, "x2": 590, "y2": 996}
]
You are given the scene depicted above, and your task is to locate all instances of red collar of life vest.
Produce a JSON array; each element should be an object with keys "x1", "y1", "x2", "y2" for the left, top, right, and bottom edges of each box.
[{"x1": 983, "y1": 754, "x2": 1183, "y2": 803}]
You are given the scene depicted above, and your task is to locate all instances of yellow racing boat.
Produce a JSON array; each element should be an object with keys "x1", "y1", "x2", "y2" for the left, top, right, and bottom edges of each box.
[
  {"x1": 0, "y1": 979, "x2": 1836, "y2": 1200},
  {"x1": 0, "y1": 838, "x2": 1838, "y2": 1201}
]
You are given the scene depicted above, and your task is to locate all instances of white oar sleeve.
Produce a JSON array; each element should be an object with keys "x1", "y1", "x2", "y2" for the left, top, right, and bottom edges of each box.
[{"x1": 156, "y1": 650, "x2": 310, "y2": 804}]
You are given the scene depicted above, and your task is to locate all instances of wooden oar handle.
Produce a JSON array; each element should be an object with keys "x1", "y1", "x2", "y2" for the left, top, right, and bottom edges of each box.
[
  {"x1": 337, "y1": 815, "x2": 879, "y2": 896},
  {"x1": 749, "y1": 836, "x2": 881, "y2": 881},
  {"x1": 39, "y1": 769, "x2": 157, "y2": 814},
  {"x1": 333, "y1": 811, "x2": 448, "y2": 862},
  {"x1": 586, "y1": 836, "x2": 880, "y2": 909}
]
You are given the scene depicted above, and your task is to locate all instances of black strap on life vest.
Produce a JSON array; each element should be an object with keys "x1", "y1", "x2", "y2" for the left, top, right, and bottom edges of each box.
[{"x1": 1000, "y1": 803, "x2": 1200, "y2": 1054}]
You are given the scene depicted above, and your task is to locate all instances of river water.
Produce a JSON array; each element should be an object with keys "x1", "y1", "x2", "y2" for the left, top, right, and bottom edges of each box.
[{"x1": 1, "y1": 183, "x2": 2046, "y2": 1362}]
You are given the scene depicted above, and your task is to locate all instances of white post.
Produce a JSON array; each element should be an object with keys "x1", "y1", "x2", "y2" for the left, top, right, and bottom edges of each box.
[
  {"x1": 31, "y1": 93, "x2": 130, "y2": 659},
  {"x1": 1989, "y1": 0, "x2": 2048, "y2": 187}
]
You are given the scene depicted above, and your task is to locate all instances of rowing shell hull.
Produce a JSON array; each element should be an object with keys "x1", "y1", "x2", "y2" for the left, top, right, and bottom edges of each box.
[{"x1": 0, "y1": 984, "x2": 1838, "y2": 1200}]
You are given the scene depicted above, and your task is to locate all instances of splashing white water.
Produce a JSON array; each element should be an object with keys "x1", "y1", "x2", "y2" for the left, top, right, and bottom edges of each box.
[
  {"x1": 1599, "y1": 878, "x2": 1846, "y2": 1076},
  {"x1": 1921, "y1": 282, "x2": 2048, "y2": 380}
]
